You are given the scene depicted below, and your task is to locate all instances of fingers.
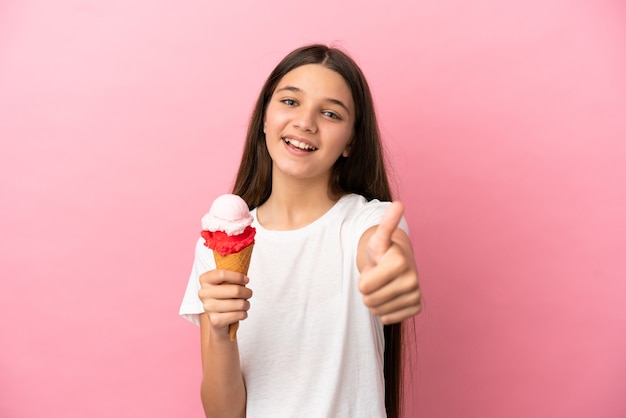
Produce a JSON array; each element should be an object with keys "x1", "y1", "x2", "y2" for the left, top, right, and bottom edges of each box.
[
  {"x1": 379, "y1": 303, "x2": 423, "y2": 325},
  {"x1": 200, "y1": 268, "x2": 249, "y2": 286},
  {"x1": 362, "y1": 277, "x2": 421, "y2": 323},
  {"x1": 367, "y1": 201, "x2": 404, "y2": 264},
  {"x1": 360, "y1": 238, "x2": 408, "y2": 294},
  {"x1": 203, "y1": 300, "x2": 250, "y2": 326},
  {"x1": 198, "y1": 269, "x2": 252, "y2": 332},
  {"x1": 360, "y1": 221, "x2": 422, "y2": 323},
  {"x1": 199, "y1": 282, "x2": 253, "y2": 306},
  {"x1": 361, "y1": 265, "x2": 419, "y2": 308}
]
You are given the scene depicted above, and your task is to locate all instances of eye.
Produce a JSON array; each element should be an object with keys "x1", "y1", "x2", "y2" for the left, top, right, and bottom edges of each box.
[
  {"x1": 281, "y1": 98, "x2": 297, "y2": 106},
  {"x1": 323, "y1": 111, "x2": 340, "y2": 120}
]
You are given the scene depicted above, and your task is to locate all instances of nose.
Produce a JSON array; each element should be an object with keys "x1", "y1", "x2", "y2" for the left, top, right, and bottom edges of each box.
[{"x1": 293, "y1": 106, "x2": 317, "y2": 133}]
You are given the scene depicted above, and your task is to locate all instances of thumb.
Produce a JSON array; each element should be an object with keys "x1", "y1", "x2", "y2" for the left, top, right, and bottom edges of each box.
[{"x1": 367, "y1": 201, "x2": 404, "y2": 265}]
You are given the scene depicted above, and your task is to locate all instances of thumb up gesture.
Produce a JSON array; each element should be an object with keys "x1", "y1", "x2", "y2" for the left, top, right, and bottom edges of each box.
[{"x1": 358, "y1": 202, "x2": 422, "y2": 324}]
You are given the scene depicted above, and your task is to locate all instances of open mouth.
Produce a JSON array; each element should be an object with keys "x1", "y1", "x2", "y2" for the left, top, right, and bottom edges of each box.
[{"x1": 283, "y1": 137, "x2": 318, "y2": 152}]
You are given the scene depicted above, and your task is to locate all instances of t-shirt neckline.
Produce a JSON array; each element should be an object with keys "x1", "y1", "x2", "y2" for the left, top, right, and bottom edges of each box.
[{"x1": 251, "y1": 194, "x2": 356, "y2": 234}]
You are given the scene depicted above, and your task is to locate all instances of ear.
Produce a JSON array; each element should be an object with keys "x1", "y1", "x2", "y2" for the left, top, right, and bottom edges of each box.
[{"x1": 342, "y1": 141, "x2": 352, "y2": 157}]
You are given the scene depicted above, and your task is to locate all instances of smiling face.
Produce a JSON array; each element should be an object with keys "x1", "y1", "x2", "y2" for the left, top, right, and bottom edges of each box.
[{"x1": 263, "y1": 64, "x2": 355, "y2": 187}]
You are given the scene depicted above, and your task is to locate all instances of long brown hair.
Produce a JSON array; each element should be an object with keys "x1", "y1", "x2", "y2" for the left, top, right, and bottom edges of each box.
[{"x1": 232, "y1": 44, "x2": 404, "y2": 417}]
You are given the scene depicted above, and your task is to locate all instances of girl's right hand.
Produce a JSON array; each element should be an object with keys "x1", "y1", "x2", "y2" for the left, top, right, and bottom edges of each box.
[{"x1": 198, "y1": 269, "x2": 252, "y2": 339}]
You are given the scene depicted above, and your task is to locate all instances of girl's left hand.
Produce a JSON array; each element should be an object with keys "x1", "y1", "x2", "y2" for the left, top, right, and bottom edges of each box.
[{"x1": 358, "y1": 202, "x2": 422, "y2": 324}]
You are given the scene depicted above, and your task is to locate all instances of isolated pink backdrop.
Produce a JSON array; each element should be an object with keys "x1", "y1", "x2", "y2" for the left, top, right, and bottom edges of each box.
[{"x1": 1, "y1": 1, "x2": 625, "y2": 417}]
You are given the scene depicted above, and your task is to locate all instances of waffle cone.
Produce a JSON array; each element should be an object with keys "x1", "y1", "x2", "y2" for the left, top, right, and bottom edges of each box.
[{"x1": 213, "y1": 243, "x2": 254, "y2": 341}]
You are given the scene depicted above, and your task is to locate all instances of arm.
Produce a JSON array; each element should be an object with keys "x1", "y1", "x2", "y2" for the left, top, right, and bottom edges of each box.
[
  {"x1": 357, "y1": 202, "x2": 422, "y2": 324},
  {"x1": 198, "y1": 269, "x2": 251, "y2": 418}
]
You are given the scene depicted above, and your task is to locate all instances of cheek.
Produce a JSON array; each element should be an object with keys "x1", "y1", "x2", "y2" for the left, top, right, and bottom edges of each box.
[
  {"x1": 264, "y1": 105, "x2": 287, "y2": 127},
  {"x1": 331, "y1": 126, "x2": 353, "y2": 147}
]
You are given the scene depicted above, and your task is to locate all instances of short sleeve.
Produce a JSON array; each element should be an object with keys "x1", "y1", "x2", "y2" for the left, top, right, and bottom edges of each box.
[
  {"x1": 349, "y1": 198, "x2": 410, "y2": 239},
  {"x1": 178, "y1": 237, "x2": 216, "y2": 326}
]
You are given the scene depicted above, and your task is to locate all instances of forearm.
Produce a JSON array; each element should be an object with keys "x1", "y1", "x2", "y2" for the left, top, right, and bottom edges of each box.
[{"x1": 200, "y1": 316, "x2": 246, "y2": 418}]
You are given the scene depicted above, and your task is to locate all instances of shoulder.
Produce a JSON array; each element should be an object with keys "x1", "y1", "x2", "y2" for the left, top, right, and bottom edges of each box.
[
  {"x1": 339, "y1": 194, "x2": 410, "y2": 236},
  {"x1": 340, "y1": 194, "x2": 391, "y2": 221},
  {"x1": 193, "y1": 236, "x2": 216, "y2": 270},
  {"x1": 335, "y1": 194, "x2": 390, "y2": 236},
  {"x1": 339, "y1": 193, "x2": 388, "y2": 210},
  {"x1": 194, "y1": 236, "x2": 208, "y2": 254}
]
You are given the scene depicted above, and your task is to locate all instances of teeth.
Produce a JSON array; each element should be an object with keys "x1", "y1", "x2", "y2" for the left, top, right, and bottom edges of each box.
[{"x1": 284, "y1": 137, "x2": 317, "y2": 151}]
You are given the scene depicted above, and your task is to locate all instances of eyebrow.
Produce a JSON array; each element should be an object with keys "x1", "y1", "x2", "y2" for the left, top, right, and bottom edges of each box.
[{"x1": 275, "y1": 85, "x2": 352, "y2": 116}]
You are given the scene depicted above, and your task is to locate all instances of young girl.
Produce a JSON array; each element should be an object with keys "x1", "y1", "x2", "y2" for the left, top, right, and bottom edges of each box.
[{"x1": 180, "y1": 44, "x2": 422, "y2": 418}]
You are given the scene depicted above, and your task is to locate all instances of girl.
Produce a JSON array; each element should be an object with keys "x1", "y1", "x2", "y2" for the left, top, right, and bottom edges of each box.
[{"x1": 180, "y1": 44, "x2": 422, "y2": 418}]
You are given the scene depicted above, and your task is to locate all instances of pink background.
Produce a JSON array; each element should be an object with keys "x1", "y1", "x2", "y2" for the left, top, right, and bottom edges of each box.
[{"x1": 1, "y1": 1, "x2": 625, "y2": 417}]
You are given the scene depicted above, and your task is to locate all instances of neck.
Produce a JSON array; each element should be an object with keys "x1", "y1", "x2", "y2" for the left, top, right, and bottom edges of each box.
[{"x1": 256, "y1": 174, "x2": 342, "y2": 230}]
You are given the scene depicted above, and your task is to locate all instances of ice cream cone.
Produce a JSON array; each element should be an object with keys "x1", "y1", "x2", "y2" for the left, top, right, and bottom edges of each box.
[
  {"x1": 213, "y1": 244, "x2": 254, "y2": 341},
  {"x1": 202, "y1": 194, "x2": 256, "y2": 342}
]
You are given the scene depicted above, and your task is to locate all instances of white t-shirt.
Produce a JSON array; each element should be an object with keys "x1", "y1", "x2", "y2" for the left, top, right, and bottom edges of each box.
[{"x1": 179, "y1": 194, "x2": 409, "y2": 418}]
